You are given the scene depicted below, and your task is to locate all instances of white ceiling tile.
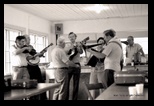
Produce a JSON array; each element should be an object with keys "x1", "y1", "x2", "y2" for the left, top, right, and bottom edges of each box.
[{"x1": 7, "y1": 4, "x2": 148, "y2": 22}]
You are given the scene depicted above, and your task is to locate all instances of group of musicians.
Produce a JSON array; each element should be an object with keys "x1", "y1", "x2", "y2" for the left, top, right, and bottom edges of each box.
[
  {"x1": 50, "y1": 29, "x2": 122, "y2": 100},
  {"x1": 10, "y1": 28, "x2": 146, "y2": 100}
]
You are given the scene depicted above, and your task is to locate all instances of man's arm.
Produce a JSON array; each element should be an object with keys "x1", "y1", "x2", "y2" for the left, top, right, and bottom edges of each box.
[
  {"x1": 12, "y1": 46, "x2": 31, "y2": 55},
  {"x1": 86, "y1": 43, "x2": 114, "y2": 59},
  {"x1": 138, "y1": 48, "x2": 145, "y2": 57},
  {"x1": 65, "y1": 60, "x2": 79, "y2": 68},
  {"x1": 60, "y1": 50, "x2": 79, "y2": 68},
  {"x1": 137, "y1": 44, "x2": 145, "y2": 57},
  {"x1": 86, "y1": 48, "x2": 106, "y2": 59}
]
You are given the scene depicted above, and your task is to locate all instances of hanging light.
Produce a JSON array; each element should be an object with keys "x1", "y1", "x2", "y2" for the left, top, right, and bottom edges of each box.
[{"x1": 85, "y1": 4, "x2": 109, "y2": 14}]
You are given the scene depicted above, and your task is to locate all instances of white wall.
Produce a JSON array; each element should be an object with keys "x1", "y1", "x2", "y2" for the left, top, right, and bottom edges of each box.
[
  {"x1": 53, "y1": 16, "x2": 148, "y2": 38},
  {"x1": 4, "y1": 4, "x2": 56, "y2": 61}
]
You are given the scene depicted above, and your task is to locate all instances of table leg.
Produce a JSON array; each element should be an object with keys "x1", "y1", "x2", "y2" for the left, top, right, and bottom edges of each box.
[{"x1": 49, "y1": 90, "x2": 52, "y2": 100}]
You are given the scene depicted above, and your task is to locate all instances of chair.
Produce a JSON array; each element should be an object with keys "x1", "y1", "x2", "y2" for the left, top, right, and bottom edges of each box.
[{"x1": 82, "y1": 82, "x2": 105, "y2": 100}]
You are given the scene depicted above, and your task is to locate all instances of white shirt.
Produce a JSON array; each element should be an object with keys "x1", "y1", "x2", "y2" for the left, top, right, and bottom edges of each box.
[
  {"x1": 126, "y1": 43, "x2": 142, "y2": 61},
  {"x1": 103, "y1": 37, "x2": 123, "y2": 72},
  {"x1": 51, "y1": 46, "x2": 69, "y2": 68},
  {"x1": 11, "y1": 44, "x2": 29, "y2": 67}
]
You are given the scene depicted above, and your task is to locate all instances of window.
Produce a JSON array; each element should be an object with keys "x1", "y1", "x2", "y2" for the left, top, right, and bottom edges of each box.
[
  {"x1": 4, "y1": 28, "x2": 22, "y2": 75},
  {"x1": 134, "y1": 37, "x2": 148, "y2": 54},
  {"x1": 4, "y1": 28, "x2": 48, "y2": 76},
  {"x1": 120, "y1": 38, "x2": 127, "y2": 63},
  {"x1": 29, "y1": 33, "x2": 48, "y2": 63}
]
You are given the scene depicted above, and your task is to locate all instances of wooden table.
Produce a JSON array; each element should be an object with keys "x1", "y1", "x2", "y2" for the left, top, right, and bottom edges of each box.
[
  {"x1": 95, "y1": 83, "x2": 148, "y2": 100},
  {"x1": 4, "y1": 83, "x2": 60, "y2": 100}
]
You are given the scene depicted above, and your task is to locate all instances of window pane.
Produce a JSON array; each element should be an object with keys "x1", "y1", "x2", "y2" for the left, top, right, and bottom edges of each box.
[
  {"x1": 31, "y1": 43, "x2": 36, "y2": 48},
  {"x1": 5, "y1": 62, "x2": 11, "y2": 75},
  {"x1": 9, "y1": 63, "x2": 12, "y2": 74},
  {"x1": 4, "y1": 29, "x2": 21, "y2": 76},
  {"x1": 14, "y1": 31, "x2": 19, "y2": 36},
  {"x1": 10, "y1": 31, "x2": 19, "y2": 41},
  {"x1": 120, "y1": 38, "x2": 127, "y2": 63},
  {"x1": 5, "y1": 52, "x2": 10, "y2": 62},
  {"x1": 141, "y1": 41, "x2": 148, "y2": 54},
  {"x1": 36, "y1": 45, "x2": 44, "y2": 52},
  {"x1": 4, "y1": 29, "x2": 6, "y2": 73},
  {"x1": 40, "y1": 57, "x2": 46, "y2": 63},
  {"x1": 36, "y1": 36, "x2": 44, "y2": 44},
  {"x1": 10, "y1": 41, "x2": 15, "y2": 50},
  {"x1": 134, "y1": 37, "x2": 148, "y2": 54},
  {"x1": 28, "y1": 33, "x2": 47, "y2": 63},
  {"x1": 6, "y1": 40, "x2": 10, "y2": 51},
  {"x1": 30, "y1": 35, "x2": 35, "y2": 44},
  {"x1": 6, "y1": 30, "x2": 9, "y2": 40}
]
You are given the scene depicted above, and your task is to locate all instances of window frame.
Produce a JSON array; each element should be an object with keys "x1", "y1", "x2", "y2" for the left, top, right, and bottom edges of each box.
[
  {"x1": 4, "y1": 28, "x2": 23, "y2": 76},
  {"x1": 4, "y1": 24, "x2": 49, "y2": 76},
  {"x1": 28, "y1": 30, "x2": 48, "y2": 63}
]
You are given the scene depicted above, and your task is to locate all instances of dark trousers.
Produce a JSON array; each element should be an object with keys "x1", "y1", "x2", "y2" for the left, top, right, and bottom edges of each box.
[
  {"x1": 67, "y1": 63, "x2": 81, "y2": 100},
  {"x1": 104, "y1": 69, "x2": 115, "y2": 87},
  {"x1": 27, "y1": 64, "x2": 47, "y2": 100},
  {"x1": 53, "y1": 68, "x2": 69, "y2": 100}
]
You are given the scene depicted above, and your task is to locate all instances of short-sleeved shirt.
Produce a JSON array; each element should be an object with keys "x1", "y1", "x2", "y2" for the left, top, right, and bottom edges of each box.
[
  {"x1": 11, "y1": 44, "x2": 29, "y2": 67},
  {"x1": 51, "y1": 46, "x2": 69, "y2": 68},
  {"x1": 126, "y1": 43, "x2": 142, "y2": 61},
  {"x1": 103, "y1": 37, "x2": 123, "y2": 72},
  {"x1": 64, "y1": 42, "x2": 81, "y2": 63}
]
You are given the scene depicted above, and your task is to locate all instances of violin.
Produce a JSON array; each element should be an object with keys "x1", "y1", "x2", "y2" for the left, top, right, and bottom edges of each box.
[
  {"x1": 82, "y1": 43, "x2": 103, "y2": 49},
  {"x1": 22, "y1": 45, "x2": 37, "y2": 56},
  {"x1": 121, "y1": 41, "x2": 128, "y2": 45},
  {"x1": 86, "y1": 46, "x2": 105, "y2": 67}
]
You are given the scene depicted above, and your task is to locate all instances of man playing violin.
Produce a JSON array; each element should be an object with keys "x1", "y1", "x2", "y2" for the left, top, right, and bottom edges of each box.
[
  {"x1": 11, "y1": 36, "x2": 31, "y2": 80},
  {"x1": 64, "y1": 32, "x2": 83, "y2": 100},
  {"x1": 86, "y1": 29, "x2": 123, "y2": 88}
]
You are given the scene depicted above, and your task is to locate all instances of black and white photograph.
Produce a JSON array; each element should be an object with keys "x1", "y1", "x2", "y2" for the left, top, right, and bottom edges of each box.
[{"x1": 4, "y1": 4, "x2": 148, "y2": 100}]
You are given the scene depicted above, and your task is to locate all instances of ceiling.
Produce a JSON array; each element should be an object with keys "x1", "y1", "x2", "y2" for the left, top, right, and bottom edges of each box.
[{"x1": 7, "y1": 4, "x2": 148, "y2": 22}]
